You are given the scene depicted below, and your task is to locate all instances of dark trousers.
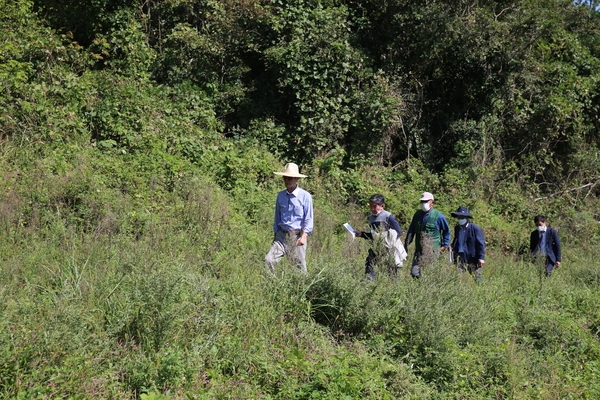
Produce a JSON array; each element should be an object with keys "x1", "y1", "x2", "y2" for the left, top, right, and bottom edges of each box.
[
  {"x1": 410, "y1": 251, "x2": 438, "y2": 278},
  {"x1": 457, "y1": 260, "x2": 483, "y2": 282},
  {"x1": 365, "y1": 249, "x2": 399, "y2": 280},
  {"x1": 533, "y1": 256, "x2": 556, "y2": 277},
  {"x1": 365, "y1": 249, "x2": 377, "y2": 279},
  {"x1": 544, "y1": 259, "x2": 556, "y2": 277}
]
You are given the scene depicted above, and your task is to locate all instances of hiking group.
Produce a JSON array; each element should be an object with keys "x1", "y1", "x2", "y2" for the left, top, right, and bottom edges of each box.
[{"x1": 265, "y1": 163, "x2": 561, "y2": 281}]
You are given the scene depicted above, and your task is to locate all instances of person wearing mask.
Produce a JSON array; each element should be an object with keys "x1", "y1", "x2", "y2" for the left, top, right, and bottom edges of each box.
[
  {"x1": 354, "y1": 194, "x2": 406, "y2": 280},
  {"x1": 404, "y1": 192, "x2": 451, "y2": 278},
  {"x1": 529, "y1": 215, "x2": 561, "y2": 277},
  {"x1": 265, "y1": 163, "x2": 313, "y2": 274},
  {"x1": 450, "y1": 206, "x2": 485, "y2": 282}
]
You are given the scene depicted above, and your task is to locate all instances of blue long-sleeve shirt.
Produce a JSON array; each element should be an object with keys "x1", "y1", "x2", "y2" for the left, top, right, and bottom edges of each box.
[{"x1": 273, "y1": 186, "x2": 313, "y2": 234}]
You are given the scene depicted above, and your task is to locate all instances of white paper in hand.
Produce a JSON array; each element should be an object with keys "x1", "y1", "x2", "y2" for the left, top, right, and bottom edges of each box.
[{"x1": 343, "y1": 223, "x2": 355, "y2": 239}]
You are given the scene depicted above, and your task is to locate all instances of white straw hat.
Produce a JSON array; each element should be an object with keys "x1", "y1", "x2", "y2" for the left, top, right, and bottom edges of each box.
[{"x1": 273, "y1": 162, "x2": 307, "y2": 178}]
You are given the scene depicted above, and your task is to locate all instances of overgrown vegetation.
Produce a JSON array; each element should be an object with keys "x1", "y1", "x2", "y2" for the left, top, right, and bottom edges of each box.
[{"x1": 2, "y1": 0, "x2": 600, "y2": 398}]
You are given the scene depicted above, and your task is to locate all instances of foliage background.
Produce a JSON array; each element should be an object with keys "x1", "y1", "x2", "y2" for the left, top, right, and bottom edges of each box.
[{"x1": 2, "y1": 0, "x2": 600, "y2": 398}]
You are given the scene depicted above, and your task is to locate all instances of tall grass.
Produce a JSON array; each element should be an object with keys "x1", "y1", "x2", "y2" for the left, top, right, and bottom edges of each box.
[
  {"x1": 2, "y1": 212, "x2": 600, "y2": 398},
  {"x1": 1, "y1": 148, "x2": 600, "y2": 399}
]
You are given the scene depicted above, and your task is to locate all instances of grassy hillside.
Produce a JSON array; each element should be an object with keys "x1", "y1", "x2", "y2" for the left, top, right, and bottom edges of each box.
[
  {"x1": 1, "y1": 136, "x2": 600, "y2": 399},
  {"x1": 2, "y1": 0, "x2": 600, "y2": 398}
]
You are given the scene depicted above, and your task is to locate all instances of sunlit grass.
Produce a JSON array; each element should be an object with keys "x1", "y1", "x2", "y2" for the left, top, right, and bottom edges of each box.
[{"x1": 1, "y1": 147, "x2": 600, "y2": 399}]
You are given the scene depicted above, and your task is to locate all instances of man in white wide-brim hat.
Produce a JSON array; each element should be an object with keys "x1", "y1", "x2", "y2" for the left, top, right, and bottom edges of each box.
[{"x1": 265, "y1": 162, "x2": 313, "y2": 274}]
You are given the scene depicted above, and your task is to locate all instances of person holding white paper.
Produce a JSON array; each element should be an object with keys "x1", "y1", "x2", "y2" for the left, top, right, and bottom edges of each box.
[
  {"x1": 343, "y1": 223, "x2": 356, "y2": 238},
  {"x1": 354, "y1": 194, "x2": 405, "y2": 280}
]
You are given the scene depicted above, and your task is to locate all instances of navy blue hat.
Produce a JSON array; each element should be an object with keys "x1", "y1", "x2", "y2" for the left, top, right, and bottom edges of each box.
[{"x1": 451, "y1": 206, "x2": 473, "y2": 219}]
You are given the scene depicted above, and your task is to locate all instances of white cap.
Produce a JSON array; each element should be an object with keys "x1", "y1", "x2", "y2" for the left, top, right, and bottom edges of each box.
[{"x1": 419, "y1": 192, "x2": 434, "y2": 201}]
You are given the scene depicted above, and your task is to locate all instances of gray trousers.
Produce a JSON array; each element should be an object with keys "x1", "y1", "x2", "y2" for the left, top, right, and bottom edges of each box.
[
  {"x1": 265, "y1": 230, "x2": 307, "y2": 273},
  {"x1": 457, "y1": 261, "x2": 483, "y2": 282},
  {"x1": 410, "y1": 251, "x2": 437, "y2": 278}
]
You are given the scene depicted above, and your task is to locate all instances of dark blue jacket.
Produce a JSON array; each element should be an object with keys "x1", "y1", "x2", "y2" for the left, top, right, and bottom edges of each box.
[
  {"x1": 530, "y1": 227, "x2": 561, "y2": 265},
  {"x1": 451, "y1": 222, "x2": 485, "y2": 264}
]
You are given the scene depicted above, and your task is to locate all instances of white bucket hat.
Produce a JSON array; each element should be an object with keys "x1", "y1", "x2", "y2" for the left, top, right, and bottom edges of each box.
[{"x1": 273, "y1": 162, "x2": 307, "y2": 178}]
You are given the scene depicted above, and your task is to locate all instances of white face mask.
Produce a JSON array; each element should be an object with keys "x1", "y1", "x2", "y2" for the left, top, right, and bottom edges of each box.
[
  {"x1": 458, "y1": 219, "x2": 467, "y2": 226},
  {"x1": 421, "y1": 202, "x2": 431, "y2": 212},
  {"x1": 537, "y1": 226, "x2": 546, "y2": 232}
]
